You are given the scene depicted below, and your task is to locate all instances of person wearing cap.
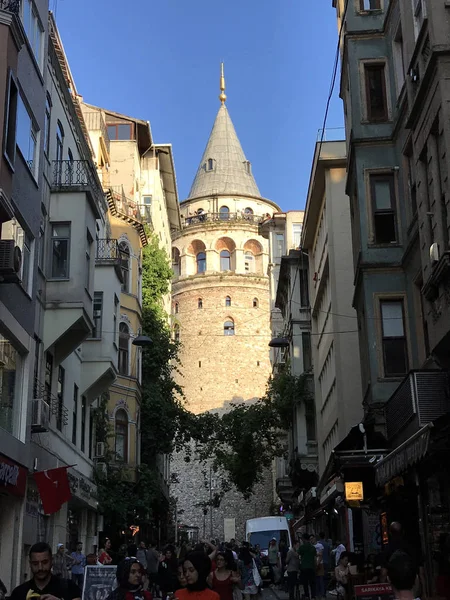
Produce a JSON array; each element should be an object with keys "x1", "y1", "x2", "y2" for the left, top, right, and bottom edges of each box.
[
  {"x1": 176, "y1": 552, "x2": 220, "y2": 600},
  {"x1": 52, "y1": 544, "x2": 75, "y2": 580},
  {"x1": 267, "y1": 538, "x2": 280, "y2": 586},
  {"x1": 106, "y1": 557, "x2": 152, "y2": 600}
]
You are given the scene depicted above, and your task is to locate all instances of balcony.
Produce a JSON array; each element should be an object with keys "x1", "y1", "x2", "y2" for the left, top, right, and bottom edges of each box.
[
  {"x1": 51, "y1": 160, "x2": 106, "y2": 217},
  {"x1": 32, "y1": 378, "x2": 69, "y2": 432},
  {"x1": 385, "y1": 370, "x2": 450, "y2": 441},
  {"x1": 0, "y1": 0, "x2": 20, "y2": 14},
  {"x1": 106, "y1": 186, "x2": 149, "y2": 247},
  {"x1": 96, "y1": 239, "x2": 124, "y2": 282},
  {"x1": 183, "y1": 212, "x2": 264, "y2": 228}
]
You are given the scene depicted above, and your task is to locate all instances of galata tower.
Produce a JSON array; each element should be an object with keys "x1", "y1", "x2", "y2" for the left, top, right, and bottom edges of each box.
[{"x1": 171, "y1": 66, "x2": 280, "y2": 540}]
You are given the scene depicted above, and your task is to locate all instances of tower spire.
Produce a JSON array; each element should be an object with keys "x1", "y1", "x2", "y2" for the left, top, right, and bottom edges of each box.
[{"x1": 219, "y1": 62, "x2": 227, "y2": 105}]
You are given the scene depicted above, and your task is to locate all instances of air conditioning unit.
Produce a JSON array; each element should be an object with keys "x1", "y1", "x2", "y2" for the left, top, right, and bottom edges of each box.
[
  {"x1": 95, "y1": 441, "x2": 106, "y2": 458},
  {"x1": 430, "y1": 242, "x2": 440, "y2": 263},
  {"x1": 0, "y1": 240, "x2": 22, "y2": 283},
  {"x1": 96, "y1": 462, "x2": 107, "y2": 476},
  {"x1": 31, "y1": 398, "x2": 50, "y2": 433}
]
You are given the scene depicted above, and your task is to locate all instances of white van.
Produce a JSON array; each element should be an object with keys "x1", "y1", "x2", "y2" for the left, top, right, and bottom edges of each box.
[{"x1": 245, "y1": 516, "x2": 292, "y2": 555}]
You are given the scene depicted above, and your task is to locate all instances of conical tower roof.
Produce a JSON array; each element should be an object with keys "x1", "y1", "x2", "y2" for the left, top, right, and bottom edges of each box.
[{"x1": 188, "y1": 103, "x2": 261, "y2": 199}]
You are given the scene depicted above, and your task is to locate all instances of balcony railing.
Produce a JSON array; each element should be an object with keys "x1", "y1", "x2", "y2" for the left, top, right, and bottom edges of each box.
[
  {"x1": 96, "y1": 239, "x2": 121, "y2": 261},
  {"x1": 34, "y1": 377, "x2": 69, "y2": 427},
  {"x1": 386, "y1": 370, "x2": 450, "y2": 440},
  {"x1": 183, "y1": 212, "x2": 264, "y2": 227},
  {"x1": 52, "y1": 160, "x2": 105, "y2": 210},
  {"x1": 108, "y1": 185, "x2": 152, "y2": 224},
  {"x1": 82, "y1": 111, "x2": 110, "y2": 156},
  {"x1": 0, "y1": 0, "x2": 21, "y2": 14}
]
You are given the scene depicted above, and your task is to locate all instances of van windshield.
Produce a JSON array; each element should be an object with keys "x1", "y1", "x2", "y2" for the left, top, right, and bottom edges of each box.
[{"x1": 249, "y1": 530, "x2": 289, "y2": 550}]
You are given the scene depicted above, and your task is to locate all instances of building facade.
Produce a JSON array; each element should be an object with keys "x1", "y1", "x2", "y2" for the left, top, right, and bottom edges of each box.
[{"x1": 170, "y1": 78, "x2": 279, "y2": 539}]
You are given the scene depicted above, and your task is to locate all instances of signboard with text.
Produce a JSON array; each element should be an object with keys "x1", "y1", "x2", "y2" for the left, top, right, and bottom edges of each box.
[
  {"x1": 345, "y1": 481, "x2": 364, "y2": 501},
  {"x1": 354, "y1": 583, "x2": 394, "y2": 600},
  {"x1": 82, "y1": 566, "x2": 117, "y2": 600}
]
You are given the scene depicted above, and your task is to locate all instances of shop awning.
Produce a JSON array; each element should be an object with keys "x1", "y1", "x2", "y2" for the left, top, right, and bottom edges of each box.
[{"x1": 375, "y1": 424, "x2": 432, "y2": 487}]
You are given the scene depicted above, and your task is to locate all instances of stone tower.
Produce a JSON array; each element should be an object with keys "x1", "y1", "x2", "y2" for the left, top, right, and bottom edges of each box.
[{"x1": 171, "y1": 69, "x2": 280, "y2": 540}]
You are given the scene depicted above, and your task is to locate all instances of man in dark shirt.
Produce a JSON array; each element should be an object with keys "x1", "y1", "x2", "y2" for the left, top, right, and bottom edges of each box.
[
  {"x1": 380, "y1": 522, "x2": 425, "y2": 595},
  {"x1": 10, "y1": 542, "x2": 81, "y2": 600}
]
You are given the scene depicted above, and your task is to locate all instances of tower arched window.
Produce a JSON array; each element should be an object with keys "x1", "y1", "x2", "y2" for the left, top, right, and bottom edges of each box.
[
  {"x1": 219, "y1": 206, "x2": 230, "y2": 221},
  {"x1": 172, "y1": 248, "x2": 181, "y2": 277},
  {"x1": 119, "y1": 241, "x2": 131, "y2": 292},
  {"x1": 115, "y1": 409, "x2": 128, "y2": 462},
  {"x1": 174, "y1": 324, "x2": 180, "y2": 343},
  {"x1": 244, "y1": 251, "x2": 255, "y2": 272},
  {"x1": 253, "y1": 298, "x2": 259, "y2": 308},
  {"x1": 224, "y1": 319, "x2": 235, "y2": 336},
  {"x1": 198, "y1": 298, "x2": 203, "y2": 309},
  {"x1": 207, "y1": 158, "x2": 214, "y2": 172},
  {"x1": 225, "y1": 296, "x2": 231, "y2": 307},
  {"x1": 174, "y1": 302, "x2": 179, "y2": 314},
  {"x1": 197, "y1": 252, "x2": 206, "y2": 273},
  {"x1": 244, "y1": 207, "x2": 254, "y2": 221},
  {"x1": 118, "y1": 322, "x2": 130, "y2": 376},
  {"x1": 220, "y1": 250, "x2": 231, "y2": 271}
]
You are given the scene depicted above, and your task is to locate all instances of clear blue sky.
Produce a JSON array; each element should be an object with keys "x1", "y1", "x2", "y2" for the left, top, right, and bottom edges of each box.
[{"x1": 54, "y1": 0, "x2": 344, "y2": 211}]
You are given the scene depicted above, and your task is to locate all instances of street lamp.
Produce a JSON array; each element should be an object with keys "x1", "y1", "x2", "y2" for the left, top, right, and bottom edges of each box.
[
  {"x1": 132, "y1": 334, "x2": 153, "y2": 347},
  {"x1": 268, "y1": 336, "x2": 290, "y2": 348}
]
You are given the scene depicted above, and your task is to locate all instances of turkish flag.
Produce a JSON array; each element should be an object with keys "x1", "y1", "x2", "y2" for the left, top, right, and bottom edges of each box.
[{"x1": 33, "y1": 467, "x2": 72, "y2": 515}]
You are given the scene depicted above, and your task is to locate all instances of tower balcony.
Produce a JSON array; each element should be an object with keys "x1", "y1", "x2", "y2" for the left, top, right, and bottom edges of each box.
[{"x1": 182, "y1": 211, "x2": 264, "y2": 228}]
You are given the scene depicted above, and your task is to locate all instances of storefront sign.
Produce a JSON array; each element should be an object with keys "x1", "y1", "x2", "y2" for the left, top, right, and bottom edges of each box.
[
  {"x1": 68, "y1": 470, "x2": 96, "y2": 502},
  {"x1": 375, "y1": 426, "x2": 430, "y2": 486},
  {"x1": 354, "y1": 584, "x2": 394, "y2": 600},
  {"x1": 345, "y1": 481, "x2": 364, "y2": 501},
  {"x1": 319, "y1": 479, "x2": 344, "y2": 506},
  {"x1": 0, "y1": 454, "x2": 27, "y2": 497},
  {"x1": 82, "y1": 566, "x2": 116, "y2": 600}
]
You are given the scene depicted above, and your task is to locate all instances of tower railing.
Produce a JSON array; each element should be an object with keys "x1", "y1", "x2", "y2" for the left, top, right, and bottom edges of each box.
[{"x1": 183, "y1": 212, "x2": 265, "y2": 227}]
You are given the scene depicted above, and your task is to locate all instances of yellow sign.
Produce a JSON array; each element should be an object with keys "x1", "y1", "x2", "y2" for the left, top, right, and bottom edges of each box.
[{"x1": 345, "y1": 481, "x2": 364, "y2": 501}]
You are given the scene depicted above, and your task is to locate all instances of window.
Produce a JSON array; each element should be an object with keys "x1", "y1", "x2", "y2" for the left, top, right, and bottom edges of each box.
[
  {"x1": 38, "y1": 217, "x2": 45, "y2": 271},
  {"x1": 380, "y1": 300, "x2": 408, "y2": 377},
  {"x1": 370, "y1": 173, "x2": 397, "y2": 244},
  {"x1": 16, "y1": 95, "x2": 38, "y2": 174},
  {"x1": 364, "y1": 64, "x2": 388, "y2": 122},
  {"x1": 113, "y1": 295, "x2": 119, "y2": 346},
  {"x1": 51, "y1": 223, "x2": 70, "y2": 278},
  {"x1": 225, "y1": 296, "x2": 231, "y2": 307},
  {"x1": 72, "y1": 384, "x2": 78, "y2": 445},
  {"x1": 56, "y1": 121, "x2": 64, "y2": 162},
  {"x1": 253, "y1": 298, "x2": 259, "y2": 308},
  {"x1": 4, "y1": 71, "x2": 18, "y2": 166},
  {"x1": 244, "y1": 207, "x2": 254, "y2": 220},
  {"x1": 44, "y1": 93, "x2": 51, "y2": 156},
  {"x1": 244, "y1": 251, "x2": 254, "y2": 272},
  {"x1": 207, "y1": 158, "x2": 214, "y2": 171},
  {"x1": 196, "y1": 252, "x2": 206, "y2": 273},
  {"x1": 119, "y1": 241, "x2": 130, "y2": 292},
  {"x1": 118, "y1": 323, "x2": 130, "y2": 376},
  {"x1": 172, "y1": 248, "x2": 181, "y2": 277},
  {"x1": 142, "y1": 195, "x2": 152, "y2": 206},
  {"x1": 220, "y1": 250, "x2": 231, "y2": 271},
  {"x1": 359, "y1": 0, "x2": 381, "y2": 9},
  {"x1": 1, "y1": 219, "x2": 32, "y2": 293},
  {"x1": 92, "y1": 292, "x2": 103, "y2": 338},
  {"x1": 0, "y1": 334, "x2": 20, "y2": 435},
  {"x1": 219, "y1": 206, "x2": 230, "y2": 221},
  {"x1": 85, "y1": 231, "x2": 93, "y2": 290},
  {"x1": 299, "y1": 269, "x2": 309, "y2": 307},
  {"x1": 302, "y1": 333, "x2": 312, "y2": 371},
  {"x1": 21, "y1": 0, "x2": 44, "y2": 67},
  {"x1": 44, "y1": 352, "x2": 53, "y2": 398},
  {"x1": 174, "y1": 302, "x2": 179, "y2": 314},
  {"x1": 224, "y1": 320, "x2": 235, "y2": 336},
  {"x1": 81, "y1": 395, "x2": 86, "y2": 452},
  {"x1": 115, "y1": 409, "x2": 128, "y2": 461},
  {"x1": 275, "y1": 233, "x2": 285, "y2": 259},
  {"x1": 243, "y1": 160, "x2": 252, "y2": 174},
  {"x1": 198, "y1": 298, "x2": 203, "y2": 309},
  {"x1": 412, "y1": 0, "x2": 427, "y2": 39},
  {"x1": 393, "y1": 26, "x2": 406, "y2": 94},
  {"x1": 107, "y1": 123, "x2": 134, "y2": 141},
  {"x1": 292, "y1": 223, "x2": 302, "y2": 249},
  {"x1": 56, "y1": 366, "x2": 65, "y2": 431},
  {"x1": 404, "y1": 144, "x2": 417, "y2": 221},
  {"x1": 174, "y1": 324, "x2": 180, "y2": 343}
]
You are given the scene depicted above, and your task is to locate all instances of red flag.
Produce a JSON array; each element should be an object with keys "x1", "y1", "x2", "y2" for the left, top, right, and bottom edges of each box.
[{"x1": 33, "y1": 467, "x2": 72, "y2": 515}]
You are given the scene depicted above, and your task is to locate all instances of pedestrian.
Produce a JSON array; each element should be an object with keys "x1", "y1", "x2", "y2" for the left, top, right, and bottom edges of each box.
[
  {"x1": 136, "y1": 542, "x2": 149, "y2": 572},
  {"x1": 208, "y1": 550, "x2": 241, "y2": 600},
  {"x1": 87, "y1": 554, "x2": 98, "y2": 566},
  {"x1": 10, "y1": 542, "x2": 81, "y2": 600},
  {"x1": 334, "y1": 552, "x2": 350, "y2": 600},
  {"x1": 175, "y1": 552, "x2": 219, "y2": 600},
  {"x1": 298, "y1": 534, "x2": 316, "y2": 600},
  {"x1": 285, "y1": 540, "x2": 300, "y2": 600},
  {"x1": 267, "y1": 538, "x2": 280, "y2": 586},
  {"x1": 317, "y1": 533, "x2": 330, "y2": 590},
  {"x1": 71, "y1": 542, "x2": 86, "y2": 590},
  {"x1": 106, "y1": 557, "x2": 152, "y2": 600},
  {"x1": 311, "y1": 536, "x2": 325, "y2": 600},
  {"x1": 99, "y1": 539, "x2": 113, "y2": 565},
  {"x1": 387, "y1": 550, "x2": 417, "y2": 600},
  {"x1": 146, "y1": 543, "x2": 160, "y2": 593},
  {"x1": 158, "y1": 546, "x2": 179, "y2": 598},
  {"x1": 53, "y1": 543, "x2": 75, "y2": 579},
  {"x1": 238, "y1": 546, "x2": 259, "y2": 600},
  {"x1": 177, "y1": 560, "x2": 187, "y2": 589},
  {"x1": 332, "y1": 541, "x2": 346, "y2": 568}
]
